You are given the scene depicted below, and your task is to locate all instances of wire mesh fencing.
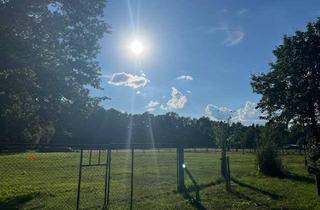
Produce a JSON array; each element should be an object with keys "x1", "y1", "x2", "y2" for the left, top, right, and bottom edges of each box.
[
  {"x1": 0, "y1": 145, "x2": 222, "y2": 209},
  {"x1": 0, "y1": 146, "x2": 79, "y2": 209}
]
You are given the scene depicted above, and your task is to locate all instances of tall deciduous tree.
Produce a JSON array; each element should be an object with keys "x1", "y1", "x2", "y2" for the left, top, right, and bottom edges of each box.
[
  {"x1": 0, "y1": 0, "x2": 109, "y2": 143},
  {"x1": 251, "y1": 18, "x2": 320, "y2": 194}
]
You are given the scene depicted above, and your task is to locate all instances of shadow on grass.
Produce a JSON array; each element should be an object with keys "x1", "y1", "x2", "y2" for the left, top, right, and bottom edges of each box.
[
  {"x1": 182, "y1": 192, "x2": 206, "y2": 210},
  {"x1": 185, "y1": 179, "x2": 223, "y2": 194},
  {"x1": 231, "y1": 178, "x2": 285, "y2": 200},
  {"x1": 230, "y1": 189, "x2": 270, "y2": 208},
  {"x1": 181, "y1": 168, "x2": 207, "y2": 210},
  {"x1": 283, "y1": 173, "x2": 314, "y2": 184},
  {"x1": 0, "y1": 192, "x2": 40, "y2": 210}
]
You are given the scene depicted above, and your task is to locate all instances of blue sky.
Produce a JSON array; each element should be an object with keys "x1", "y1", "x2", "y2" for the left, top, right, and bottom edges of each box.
[{"x1": 93, "y1": 0, "x2": 320, "y2": 125}]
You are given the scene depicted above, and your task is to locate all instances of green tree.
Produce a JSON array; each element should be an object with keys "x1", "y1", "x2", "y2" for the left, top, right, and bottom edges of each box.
[
  {"x1": 0, "y1": 0, "x2": 109, "y2": 143},
  {"x1": 251, "y1": 18, "x2": 320, "y2": 194}
]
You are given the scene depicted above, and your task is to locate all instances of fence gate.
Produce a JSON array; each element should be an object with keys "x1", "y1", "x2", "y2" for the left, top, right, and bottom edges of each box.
[
  {"x1": 76, "y1": 148, "x2": 111, "y2": 210},
  {"x1": 75, "y1": 145, "x2": 212, "y2": 209}
]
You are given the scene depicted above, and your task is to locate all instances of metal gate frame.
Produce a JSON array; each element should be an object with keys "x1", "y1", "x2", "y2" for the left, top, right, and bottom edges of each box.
[
  {"x1": 76, "y1": 148, "x2": 111, "y2": 210},
  {"x1": 74, "y1": 143, "x2": 215, "y2": 210}
]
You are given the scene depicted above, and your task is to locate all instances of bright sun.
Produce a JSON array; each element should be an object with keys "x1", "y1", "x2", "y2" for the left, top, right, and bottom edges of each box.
[{"x1": 130, "y1": 39, "x2": 144, "y2": 56}]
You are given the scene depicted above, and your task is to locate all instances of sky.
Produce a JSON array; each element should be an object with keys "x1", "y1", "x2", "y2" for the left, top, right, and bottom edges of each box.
[{"x1": 92, "y1": 0, "x2": 320, "y2": 125}]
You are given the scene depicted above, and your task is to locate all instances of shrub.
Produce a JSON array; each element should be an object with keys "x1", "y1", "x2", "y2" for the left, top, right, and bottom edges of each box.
[{"x1": 256, "y1": 141, "x2": 284, "y2": 177}]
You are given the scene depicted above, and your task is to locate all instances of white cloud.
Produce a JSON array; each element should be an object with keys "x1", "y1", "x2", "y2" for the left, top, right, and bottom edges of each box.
[
  {"x1": 205, "y1": 101, "x2": 266, "y2": 125},
  {"x1": 108, "y1": 72, "x2": 149, "y2": 89},
  {"x1": 207, "y1": 25, "x2": 245, "y2": 46},
  {"x1": 136, "y1": 90, "x2": 141, "y2": 95},
  {"x1": 145, "y1": 100, "x2": 160, "y2": 112},
  {"x1": 167, "y1": 87, "x2": 187, "y2": 109},
  {"x1": 176, "y1": 75, "x2": 193, "y2": 81},
  {"x1": 205, "y1": 104, "x2": 233, "y2": 122},
  {"x1": 232, "y1": 101, "x2": 266, "y2": 125},
  {"x1": 186, "y1": 90, "x2": 192, "y2": 94}
]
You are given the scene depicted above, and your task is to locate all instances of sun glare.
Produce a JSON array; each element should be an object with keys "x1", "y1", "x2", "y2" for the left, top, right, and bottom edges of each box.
[{"x1": 130, "y1": 39, "x2": 144, "y2": 56}]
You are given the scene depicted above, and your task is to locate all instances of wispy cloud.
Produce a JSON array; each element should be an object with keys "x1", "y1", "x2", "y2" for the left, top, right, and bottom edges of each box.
[
  {"x1": 207, "y1": 24, "x2": 245, "y2": 46},
  {"x1": 167, "y1": 87, "x2": 187, "y2": 109},
  {"x1": 224, "y1": 30, "x2": 245, "y2": 46},
  {"x1": 145, "y1": 100, "x2": 160, "y2": 112},
  {"x1": 176, "y1": 75, "x2": 193, "y2": 81},
  {"x1": 205, "y1": 101, "x2": 266, "y2": 125},
  {"x1": 108, "y1": 72, "x2": 149, "y2": 89}
]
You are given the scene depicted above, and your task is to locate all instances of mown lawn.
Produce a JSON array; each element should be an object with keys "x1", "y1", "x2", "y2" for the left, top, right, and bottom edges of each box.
[{"x1": 0, "y1": 150, "x2": 319, "y2": 210}]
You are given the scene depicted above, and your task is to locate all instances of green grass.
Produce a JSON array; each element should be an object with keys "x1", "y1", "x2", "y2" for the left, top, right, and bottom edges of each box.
[{"x1": 0, "y1": 150, "x2": 319, "y2": 209}]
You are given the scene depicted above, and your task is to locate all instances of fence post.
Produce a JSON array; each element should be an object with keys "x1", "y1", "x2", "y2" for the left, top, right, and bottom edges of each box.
[
  {"x1": 76, "y1": 149, "x2": 83, "y2": 210},
  {"x1": 107, "y1": 149, "x2": 112, "y2": 205},
  {"x1": 176, "y1": 147, "x2": 179, "y2": 192},
  {"x1": 226, "y1": 156, "x2": 231, "y2": 191},
  {"x1": 104, "y1": 149, "x2": 111, "y2": 208},
  {"x1": 130, "y1": 148, "x2": 134, "y2": 210},
  {"x1": 221, "y1": 140, "x2": 227, "y2": 179},
  {"x1": 177, "y1": 146, "x2": 185, "y2": 192}
]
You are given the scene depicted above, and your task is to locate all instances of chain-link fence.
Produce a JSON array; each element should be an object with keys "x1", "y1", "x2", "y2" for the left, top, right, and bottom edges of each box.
[{"x1": 0, "y1": 145, "x2": 222, "y2": 210}]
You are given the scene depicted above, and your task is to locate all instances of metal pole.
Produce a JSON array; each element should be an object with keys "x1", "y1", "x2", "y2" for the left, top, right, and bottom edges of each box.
[
  {"x1": 104, "y1": 149, "x2": 110, "y2": 208},
  {"x1": 107, "y1": 149, "x2": 112, "y2": 206},
  {"x1": 178, "y1": 147, "x2": 185, "y2": 192},
  {"x1": 76, "y1": 149, "x2": 83, "y2": 210},
  {"x1": 98, "y1": 149, "x2": 101, "y2": 164},
  {"x1": 89, "y1": 149, "x2": 92, "y2": 165},
  {"x1": 130, "y1": 148, "x2": 134, "y2": 210},
  {"x1": 176, "y1": 147, "x2": 179, "y2": 192}
]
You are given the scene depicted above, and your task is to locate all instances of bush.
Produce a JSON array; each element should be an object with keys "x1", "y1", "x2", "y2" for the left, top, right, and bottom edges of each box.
[{"x1": 256, "y1": 141, "x2": 284, "y2": 177}]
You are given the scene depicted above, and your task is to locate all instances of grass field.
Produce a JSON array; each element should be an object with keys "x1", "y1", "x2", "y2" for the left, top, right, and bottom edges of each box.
[{"x1": 0, "y1": 150, "x2": 319, "y2": 210}]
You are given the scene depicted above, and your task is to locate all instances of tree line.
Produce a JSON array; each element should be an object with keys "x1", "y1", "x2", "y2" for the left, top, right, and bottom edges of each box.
[{"x1": 48, "y1": 107, "x2": 305, "y2": 150}]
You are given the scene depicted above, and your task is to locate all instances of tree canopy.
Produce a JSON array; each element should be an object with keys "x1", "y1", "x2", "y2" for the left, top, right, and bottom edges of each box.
[
  {"x1": 0, "y1": 0, "x2": 109, "y2": 144},
  {"x1": 251, "y1": 18, "x2": 320, "y2": 141}
]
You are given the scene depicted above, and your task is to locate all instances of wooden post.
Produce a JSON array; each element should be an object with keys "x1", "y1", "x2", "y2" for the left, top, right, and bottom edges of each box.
[
  {"x1": 226, "y1": 156, "x2": 231, "y2": 191},
  {"x1": 177, "y1": 146, "x2": 185, "y2": 192},
  {"x1": 221, "y1": 140, "x2": 227, "y2": 179}
]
